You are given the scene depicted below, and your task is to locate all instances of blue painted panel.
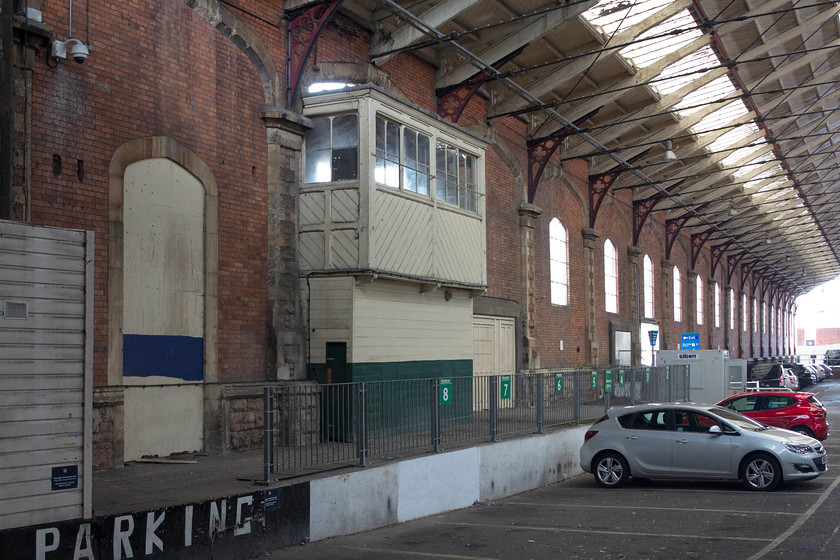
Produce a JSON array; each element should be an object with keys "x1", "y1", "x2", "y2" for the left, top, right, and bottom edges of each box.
[{"x1": 123, "y1": 334, "x2": 204, "y2": 381}]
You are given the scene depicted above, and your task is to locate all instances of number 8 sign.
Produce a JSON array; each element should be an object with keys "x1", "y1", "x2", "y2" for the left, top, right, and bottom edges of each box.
[{"x1": 439, "y1": 378, "x2": 452, "y2": 406}]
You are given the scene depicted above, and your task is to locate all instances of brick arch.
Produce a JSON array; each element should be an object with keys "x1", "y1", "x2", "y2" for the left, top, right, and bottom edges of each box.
[
  {"x1": 107, "y1": 136, "x2": 219, "y2": 385},
  {"x1": 189, "y1": 0, "x2": 282, "y2": 106}
]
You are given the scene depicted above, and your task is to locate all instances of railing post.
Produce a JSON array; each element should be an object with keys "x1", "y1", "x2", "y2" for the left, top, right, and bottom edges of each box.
[
  {"x1": 574, "y1": 370, "x2": 581, "y2": 423},
  {"x1": 261, "y1": 387, "x2": 274, "y2": 485},
  {"x1": 431, "y1": 378, "x2": 441, "y2": 452},
  {"x1": 604, "y1": 369, "x2": 610, "y2": 412},
  {"x1": 536, "y1": 373, "x2": 544, "y2": 433},
  {"x1": 357, "y1": 382, "x2": 367, "y2": 466},
  {"x1": 489, "y1": 376, "x2": 498, "y2": 442}
]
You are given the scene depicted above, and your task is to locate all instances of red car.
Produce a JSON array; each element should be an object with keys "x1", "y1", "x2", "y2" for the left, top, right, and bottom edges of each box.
[{"x1": 717, "y1": 391, "x2": 828, "y2": 440}]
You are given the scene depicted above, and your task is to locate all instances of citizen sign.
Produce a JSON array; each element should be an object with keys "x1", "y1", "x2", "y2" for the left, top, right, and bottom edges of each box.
[{"x1": 678, "y1": 353, "x2": 698, "y2": 359}]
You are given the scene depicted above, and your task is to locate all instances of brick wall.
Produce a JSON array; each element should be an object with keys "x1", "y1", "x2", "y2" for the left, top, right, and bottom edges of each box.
[{"x1": 31, "y1": 1, "x2": 282, "y2": 385}]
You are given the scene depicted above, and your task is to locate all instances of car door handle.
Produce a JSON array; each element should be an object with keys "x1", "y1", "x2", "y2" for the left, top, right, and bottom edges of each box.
[
  {"x1": 676, "y1": 439, "x2": 689, "y2": 444},
  {"x1": 626, "y1": 435, "x2": 639, "y2": 440}
]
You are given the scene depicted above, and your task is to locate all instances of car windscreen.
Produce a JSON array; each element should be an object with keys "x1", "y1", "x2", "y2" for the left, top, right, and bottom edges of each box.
[{"x1": 708, "y1": 406, "x2": 768, "y2": 432}]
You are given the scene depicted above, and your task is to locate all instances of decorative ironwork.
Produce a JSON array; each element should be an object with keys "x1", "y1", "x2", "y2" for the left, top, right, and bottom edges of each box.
[
  {"x1": 710, "y1": 242, "x2": 732, "y2": 278},
  {"x1": 286, "y1": 0, "x2": 343, "y2": 107},
  {"x1": 631, "y1": 175, "x2": 681, "y2": 245},
  {"x1": 437, "y1": 48, "x2": 523, "y2": 124},
  {"x1": 528, "y1": 108, "x2": 600, "y2": 204},
  {"x1": 665, "y1": 216, "x2": 690, "y2": 260},
  {"x1": 589, "y1": 148, "x2": 650, "y2": 230},
  {"x1": 740, "y1": 260, "x2": 757, "y2": 290},
  {"x1": 726, "y1": 252, "x2": 744, "y2": 285},
  {"x1": 690, "y1": 231, "x2": 713, "y2": 270}
]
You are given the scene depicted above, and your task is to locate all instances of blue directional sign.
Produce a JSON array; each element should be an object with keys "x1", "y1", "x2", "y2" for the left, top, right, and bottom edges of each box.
[
  {"x1": 681, "y1": 332, "x2": 700, "y2": 350},
  {"x1": 648, "y1": 330, "x2": 658, "y2": 346}
]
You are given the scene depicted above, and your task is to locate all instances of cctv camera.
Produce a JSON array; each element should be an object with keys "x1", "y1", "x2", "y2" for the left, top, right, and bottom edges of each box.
[
  {"x1": 69, "y1": 41, "x2": 89, "y2": 63},
  {"x1": 50, "y1": 38, "x2": 89, "y2": 63}
]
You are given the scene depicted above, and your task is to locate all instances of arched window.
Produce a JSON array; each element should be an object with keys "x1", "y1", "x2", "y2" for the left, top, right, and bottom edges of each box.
[
  {"x1": 714, "y1": 283, "x2": 721, "y2": 328},
  {"x1": 742, "y1": 293, "x2": 748, "y2": 331},
  {"x1": 549, "y1": 218, "x2": 568, "y2": 305},
  {"x1": 643, "y1": 255, "x2": 654, "y2": 318},
  {"x1": 696, "y1": 276, "x2": 704, "y2": 325},
  {"x1": 753, "y1": 298, "x2": 758, "y2": 332},
  {"x1": 673, "y1": 266, "x2": 682, "y2": 322},
  {"x1": 604, "y1": 240, "x2": 618, "y2": 313},
  {"x1": 729, "y1": 288, "x2": 735, "y2": 330}
]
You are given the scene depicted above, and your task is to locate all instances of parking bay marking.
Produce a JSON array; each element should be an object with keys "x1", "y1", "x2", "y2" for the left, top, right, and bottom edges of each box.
[
  {"x1": 431, "y1": 521, "x2": 772, "y2": 543},
  {"x1": 505, "y1": 502, "x2": 801, "y2": 516},
  {"x1": 746, "y1": 469, "x2": 840, "y2": 560}
]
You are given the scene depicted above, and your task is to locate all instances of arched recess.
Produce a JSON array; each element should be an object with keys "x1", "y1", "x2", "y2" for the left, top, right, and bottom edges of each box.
[
  {"x1": 189, "y1": 0, "x2": 282, "y2": 106},
  {"x1": 108, "y1": 137, "x2": 219, "y2": 460}
]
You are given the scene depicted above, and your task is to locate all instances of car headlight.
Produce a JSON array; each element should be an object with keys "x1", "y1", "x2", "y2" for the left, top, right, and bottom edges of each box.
[{"x1": 784, "y1": 443, "x2": 813, "y2": 454}]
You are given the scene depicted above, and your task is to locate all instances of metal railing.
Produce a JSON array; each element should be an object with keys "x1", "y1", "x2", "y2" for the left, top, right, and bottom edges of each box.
[{"x1": 262, "y1": 365, "x2": 689, "y2": 481}]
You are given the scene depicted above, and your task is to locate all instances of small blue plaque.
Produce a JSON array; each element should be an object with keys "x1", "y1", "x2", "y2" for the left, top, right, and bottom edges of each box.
[
  {"x1": 265, "y1": 488, "x2": 279, "y2": 510},
  {"x1": 51, "y1": 465, "x2": 78, "y2": 491}
]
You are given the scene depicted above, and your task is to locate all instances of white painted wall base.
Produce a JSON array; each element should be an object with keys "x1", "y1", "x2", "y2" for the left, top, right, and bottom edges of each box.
[{"x1": 309, "y1": 425, "x2": 589, "y2": 542}]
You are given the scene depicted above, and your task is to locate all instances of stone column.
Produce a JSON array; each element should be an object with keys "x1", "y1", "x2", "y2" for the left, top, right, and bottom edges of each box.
[
  {"x1": 660, "y1": 259, "x2": 672, "y2": 349},
  {"x1": 582, "y1": 228, "x2": 601, "y2": 365},
  {"x1": 738, "y1": 289, "x2": 746, "y2": 358},
  {"x1": 627, "y1": 246, "x2": 642, "y2": 364},
  {"x1": 687, "y1": 271, "x2": 697, "y2": 332},
  {"x1": 723, "y1": 284, "x2": 732, "y2": 353},
  {"x1": 519, "y1": 203, "x2": 542, "y2": 369},
  {"x1": 758, "y1": 291, "x2": 766, "y2": 358},
  {"x1": 261, "y1": 108, "x2": 312, "y2": 380}
]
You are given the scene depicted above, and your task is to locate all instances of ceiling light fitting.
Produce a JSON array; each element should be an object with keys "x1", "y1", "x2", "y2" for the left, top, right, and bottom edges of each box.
[{"x1": 662, "y1": 140, "x2": 677, "y2": 163}]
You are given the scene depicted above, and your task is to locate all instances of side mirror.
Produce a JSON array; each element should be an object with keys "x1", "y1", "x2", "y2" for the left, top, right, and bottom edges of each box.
[{"x1": 708, "y1": 425, "x2": 722, "y2": 435}]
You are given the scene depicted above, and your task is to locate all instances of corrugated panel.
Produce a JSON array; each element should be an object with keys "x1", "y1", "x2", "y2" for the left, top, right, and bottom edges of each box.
[{"x1": 0, "y1": 220, "x2": 89, "y2": 530}]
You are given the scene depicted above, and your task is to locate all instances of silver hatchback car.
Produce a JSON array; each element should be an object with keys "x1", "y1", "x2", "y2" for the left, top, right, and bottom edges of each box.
[{"x1": 580, "y1": 403, "x2": 827, "y2": 491}]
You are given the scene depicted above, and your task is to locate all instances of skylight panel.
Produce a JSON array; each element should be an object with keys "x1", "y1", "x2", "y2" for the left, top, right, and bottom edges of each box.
[
  {"x1": 654, "y1": 47, "x2": 718, "y2": 96},
  {"x1": 677, "y1": 75, "x2": 737, "y2": 116},
  {"x1": 584, "y1": 0, "x2": 665, "y2": 36},
  {"x1": 619, "y1": 10, "x2": 701, "y2": 69},
  {"x1": 696, "y1": 101, "x2": 749, "y2": 134}
]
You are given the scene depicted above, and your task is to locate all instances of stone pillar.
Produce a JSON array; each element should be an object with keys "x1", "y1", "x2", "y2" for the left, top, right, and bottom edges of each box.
[
  {"x1": 519, "y1": 203, "x2": 542, "y2": 369},
  {"x1": 735, "y1": 288, "x2": 749, "y2": 358},
  {"x1": 687, "y1": 271, "x2": 697, "y2": 333},
  {"x1": 582, "y1": 228, "x2": 601, "y2": 365},
  {"x1": 723, "y1": 284, "x2": 732, "y2": 353},
  {"x1": 261, "y1": 108, "x2": 312, "y2": 380},
  {"x1": 758, "y1": 291, "x2": 766, "y2": 358},
  {"x1": 660, "y1": 259, "x2": 672, "y2": 349},
  {"x1": 627, "y1": 246, "x2": 642, "y2": 364}
]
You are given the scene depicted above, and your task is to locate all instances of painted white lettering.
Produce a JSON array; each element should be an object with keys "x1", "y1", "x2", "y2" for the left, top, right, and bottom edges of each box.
[
  {"x1": 73, "y1": 523, "x2": 94, "y2": 560},
  {"x1": 184, "y1": 505, "x2": 193, "y2": 547},
  {"x1": 209, "y1": 499, "x2": 227, "y2": 537},
  {"x1": 234, "y1": 496, "x2": 253, "y2": 536},
  {"x1": 145, "y1": 511, "x2": 165, "y2": 554},
  {"x1": 113, "y1": 515, "x2": 135, "y2": 559},
  {"x1": 35, "y1": 527, "x2": 60, "y2": 560}
]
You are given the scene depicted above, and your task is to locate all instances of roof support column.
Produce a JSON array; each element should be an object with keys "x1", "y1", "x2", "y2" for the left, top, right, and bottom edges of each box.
[
  {"x1": 519, "y1": 203, "x2": 542, "y2": 369},
  {"x1": 582, "y1": 227, "x2": 601, "y2": 366},
  {"x1": 261, "y1": 108, "x2": 312, "y2": 380},
  {"x1": 659, "y1": 259, "x2": 673, "y2": 350},
  {"x1": 627, "y1": 246, "x2": 642, "y2": 365}
]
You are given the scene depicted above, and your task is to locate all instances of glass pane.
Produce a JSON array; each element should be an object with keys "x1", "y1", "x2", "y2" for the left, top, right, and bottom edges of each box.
[
  {"x1": 306, "y1": 118, "x2": 331, "y2": 151},
  {"x1": 332, "y1": 147, "x2": 358, "y2": 180},
  {"x1": 385, "y1": 160, "x2": 399, "y2": 188},
  {"x1": 376, "y1": 117, "x2": 386, "y2": 153},
  {"x1": 418, "y1": 135, "x2": 430, "y2": 166},
  {"x1": 417, "y1": 173, "x2": 429, "y2": 196},
  {"x1": 375, "y1": 157, "x2": 387, "y2": 186},
  {"x1": 404, "y1": 129, "x2": 417, "y2": 161},
  {"x1": 387, "y1": 121, "x2": 399, "y2": 156},
  {"x1": 305, "y1": 149, "x2": 331, "y2": 183},
  {"x1": 404, "y1": 169, "x2": 416, "y2": 192},
  {"x1": 332, "y1": 115, "x2": 358, "y2": 148}
]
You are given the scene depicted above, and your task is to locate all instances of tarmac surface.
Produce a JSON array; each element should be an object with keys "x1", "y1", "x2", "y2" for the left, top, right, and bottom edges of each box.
[{"x1": 257, "y1": 379, "x2": 840, "y2": 560}]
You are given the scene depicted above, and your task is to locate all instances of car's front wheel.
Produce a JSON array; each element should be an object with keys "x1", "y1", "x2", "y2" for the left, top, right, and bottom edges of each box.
[
  {"x1": 593, "y1": 451, "x2": 630, "y2": 488},
  {"x1": 791, "y1": 426, "x2": 815, "y2": 438},
  {"x1": 741, "y1": 453, "x2": 782, "y2": 491}
]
